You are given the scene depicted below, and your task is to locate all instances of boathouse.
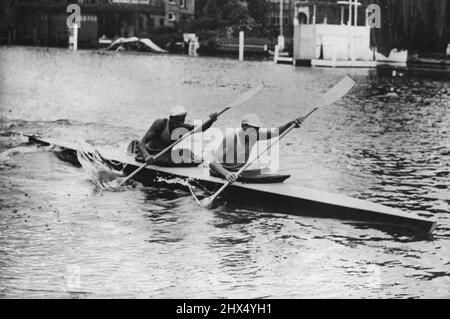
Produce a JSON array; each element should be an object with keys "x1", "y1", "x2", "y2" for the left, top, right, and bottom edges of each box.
[
  {"x1": 0, "y1": 0, "x2": 194, "y2": 48},
  {"x1": 292, "y1": 0, "x2": 375, "y2": 67}
]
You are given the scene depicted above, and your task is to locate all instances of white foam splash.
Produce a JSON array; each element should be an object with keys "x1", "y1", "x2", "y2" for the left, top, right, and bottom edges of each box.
[
  {"x1": 75, "y1": 140, "x2": 123, "y2": 190},
  {"x1": 0, "y1": 145, "x2": 42, "y2": 162},
  {"x1": 155, "y1": 176, "x2": 206, "y2": 204}
]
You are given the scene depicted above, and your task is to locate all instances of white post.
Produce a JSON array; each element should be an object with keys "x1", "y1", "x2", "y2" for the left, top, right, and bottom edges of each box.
[
  {"x1": 277, "y1": 35, "x2": 285, "y2": 51},
  {"x1": 73, "y1": 23, "x2": 78, "y2": 51},
  {"x1": 348, "y1": 2, "x2": 352, "y2": 25},
  {"x1": 365, "y1": 7, "x2": 368, "y2": 26},
  {"x1": 279, "y1": 0, "x2": 283, "y2": 36},
  {"x1": 277, "y1": 0, "x2": 285, "y2": 51},
  {"x1": 239, "y1": 31, "x2": 244, "y2": 61},
  {"x1": 313, "y1": 4, "x2": 316, "y2": 24},
  {"x1": 338, "y1": 1, "x2": 359, "y2": 26},
  {"x1": 274, "y1": 44, "x2": 279, "y2": 63}
]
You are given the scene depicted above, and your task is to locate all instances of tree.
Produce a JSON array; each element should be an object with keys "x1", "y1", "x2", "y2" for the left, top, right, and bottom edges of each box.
[
  {"x1": 247, "y1": 0, "x2": 268, "y2": 26},
  {"x1": 203, "y1": 0, "x2": 220, "y2": 19},
  {"x1": 366, "y1": 0, "x2": 448, "y2": 54},
  {"x1": 1, "y1": 0, "x2": 18, "y2": 28},
  {"x1": 221, "y1": 0, "x2": 248, "y2": 24},
  {"x1": 195, "y1": 0, "x2": 208, "y2": 18},
  {"x1": 0, "y1": 0, "x2": 19, "y2": 42}
]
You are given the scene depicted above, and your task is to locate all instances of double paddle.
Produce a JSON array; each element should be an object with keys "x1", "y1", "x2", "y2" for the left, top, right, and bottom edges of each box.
[
  {"x1": 199, "y1": 75, "x2": 356, "y2": 209},
  {"x1": 107, "y1": 83, "x2": 264, "y2": 188}
]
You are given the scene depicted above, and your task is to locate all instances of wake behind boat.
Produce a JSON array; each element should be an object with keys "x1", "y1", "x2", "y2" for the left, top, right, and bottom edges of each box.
[{"x1": 26, "y1": 134, "x2": 437, "y2": 235}]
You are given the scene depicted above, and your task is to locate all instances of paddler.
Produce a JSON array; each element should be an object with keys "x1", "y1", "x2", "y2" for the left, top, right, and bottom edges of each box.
[
  {"x1": 135, "y1": 105, "x2": 218, "y2": 166},
  {"x1": 209, "y1": 113, "x2": 303, "y2": 183}
]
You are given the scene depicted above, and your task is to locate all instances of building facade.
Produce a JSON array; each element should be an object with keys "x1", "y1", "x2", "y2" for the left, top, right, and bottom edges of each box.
[
  {"x1": 164, "y1": 0, "x2": 195, "y2": 27},
  {"x1": 293, "y1": 0, "x2": 373, "y2": 65},
  {"x1": 266, "y1": 0, "x2": 295, "y2": 31},
  {"x1": 1, "y1": 0, "x2": 194, "y2": 47},
  {"x1": 294, "y1": 0, "x2": 360, "y2": 26},
  {"x1": 101, "y1": 0, "x2": 166, "y2": 38}
]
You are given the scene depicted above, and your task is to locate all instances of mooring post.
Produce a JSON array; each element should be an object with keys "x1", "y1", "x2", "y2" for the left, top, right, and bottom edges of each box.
[
  {"x1": 73, "y1": 23, "x2": 78, "y2": 51},
  {"x1": 274, "y1": 44, "x2": 279, "y2": 63},
  {"x1": 239, "y1": 31, "x2": 244, "y2": 61}
]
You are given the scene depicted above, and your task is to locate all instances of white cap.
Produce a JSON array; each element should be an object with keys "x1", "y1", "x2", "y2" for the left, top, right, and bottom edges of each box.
[
  {"x1": 242, "y1": 113, "x2": 263, "y2": 128},
  {"x1": 170, "y1": 105, "x2": 187, "y2": 117}
]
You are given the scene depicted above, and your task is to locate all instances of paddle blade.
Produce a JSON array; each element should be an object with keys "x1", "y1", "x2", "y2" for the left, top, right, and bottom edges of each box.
[
  {"x1": 224, "y1": 82, "x2": 264, "y2": 110},
  {"x1": 104, "y1": 177, "x2": 127, "y2": 189},
  {"x1": 316, "y1": 75, "x2": 356, "y2": 108},
  {"x1": 199, "y1": 196, "x2": 215, "y2": 209}
]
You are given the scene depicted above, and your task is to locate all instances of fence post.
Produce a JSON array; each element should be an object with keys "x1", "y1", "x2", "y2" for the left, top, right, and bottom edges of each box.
[
  {"x1": 239, "y1": 31, "x2": 244, "y2": 61},
  {"x1": 73, "y1": 23, "x2": 78, "y2": 51}
]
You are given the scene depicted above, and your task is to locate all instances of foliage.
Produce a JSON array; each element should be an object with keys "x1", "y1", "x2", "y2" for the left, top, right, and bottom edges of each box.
[
  {"x1": 221, "y1": 0, "x2": 248, "y2": 23},
  {"x1": 188, "y1": 0, "x2": 273, "y2": 40},
  {"x1": 203, "y1": 0, "x2": 220, "y2": 19},
  {"x1": 178, "y1": 16, "x2": 220, "y2": 33},
  {"x1": 0, "y1": 0, "x2": 19, "y2": 31},
  {"x1": 366, "y1": 0, "x2": 448, "y2": 54},
  {"x1": 247, "y1": 0, "x2": 269, "y2": 26}
]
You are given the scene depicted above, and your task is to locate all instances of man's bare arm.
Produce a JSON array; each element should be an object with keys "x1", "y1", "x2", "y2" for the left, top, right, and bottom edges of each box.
[
  {"x1": 137, "y1": 119, "x2": 165, "y2": 161},
  {"x1": 209, "y1": 162, "x2": 238, "y2": 183},
  {"x1": 183, "y1": 113, "x2": 218, "y2": 133},
  {"x1": 258, "y1": 117, "x2": 304, "y2": 141}
]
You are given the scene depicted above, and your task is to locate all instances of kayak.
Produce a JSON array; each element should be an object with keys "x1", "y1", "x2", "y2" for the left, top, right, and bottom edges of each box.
[
  {"x1": 26, "y1": 134, "x2": 437, "y2": 234},
  {"x1": 209, "y1": 169, "x2": 291, "y2": 184}
]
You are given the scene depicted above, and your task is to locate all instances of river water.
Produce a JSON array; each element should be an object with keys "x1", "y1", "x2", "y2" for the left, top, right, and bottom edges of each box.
[{"x1": 0, "y1": 46, "x2": 449, "y2": 298}]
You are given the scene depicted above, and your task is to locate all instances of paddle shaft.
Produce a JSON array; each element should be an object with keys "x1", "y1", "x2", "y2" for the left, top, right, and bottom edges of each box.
[{"x1": 117, "y1": 84, "x2": 264, "y2": 186}]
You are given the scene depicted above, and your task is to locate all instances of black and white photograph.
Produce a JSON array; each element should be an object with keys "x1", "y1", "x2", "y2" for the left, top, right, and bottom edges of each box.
[{"x1": 0, "y1": 0, "x2": 449, "y2": 301}]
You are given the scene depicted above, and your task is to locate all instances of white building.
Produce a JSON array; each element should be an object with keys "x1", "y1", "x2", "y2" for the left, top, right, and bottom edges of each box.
[
  {"x1": 293, "y1": 0, "x2": 376, "y2": 67},
  {"x1": 164, "y1": 0, "x2": 195, "y2": 27}
]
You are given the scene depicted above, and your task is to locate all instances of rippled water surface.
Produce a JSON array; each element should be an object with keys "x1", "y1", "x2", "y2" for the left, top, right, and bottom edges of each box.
[{"x1": 0, "y1": 46, "x2": 449, "y2": 298}]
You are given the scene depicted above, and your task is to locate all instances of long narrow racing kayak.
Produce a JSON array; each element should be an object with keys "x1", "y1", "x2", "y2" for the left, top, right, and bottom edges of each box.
[{"x1": 26, "y1": 134, "x2": 437, "y2": 234}]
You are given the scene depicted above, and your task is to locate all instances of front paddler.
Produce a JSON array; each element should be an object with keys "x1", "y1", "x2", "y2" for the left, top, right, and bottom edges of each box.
[
  {"x1": 209, "y1": 113, "x2": 303, "y2": 183},
  {"x1": 135, "y1": 105, "x2": 218, "y2": 167}
]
